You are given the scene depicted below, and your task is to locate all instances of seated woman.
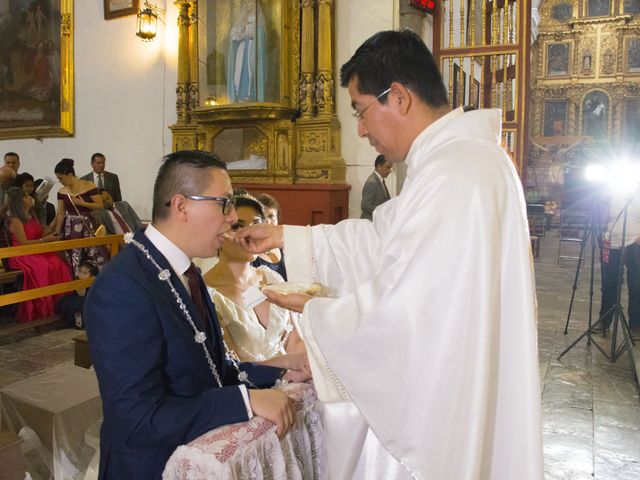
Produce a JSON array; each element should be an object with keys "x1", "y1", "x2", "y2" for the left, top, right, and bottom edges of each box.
[
  {"x1": 5, "y1": 187, "x2": 73, "y2": 323},
  {"x1": 251, "y1": 193, "x2": 287, "y2": 280},
  {"x1": 16, "y1": 172, "x2": 47, "y2": 227},
  {"x1": 53, "y1": 158, "x2": 108, "y2": 276},
  {"x1": 203, "y1": 194, "x2": 304, "y2": 363}
]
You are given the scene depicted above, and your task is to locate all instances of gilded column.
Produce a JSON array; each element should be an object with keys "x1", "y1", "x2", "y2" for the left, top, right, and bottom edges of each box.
[
  {"x1": 316, "y1": 0, "x2": 334, "y2": 117},
  {"x1": 187, "y1": 1, "x2": 199, "y2": 113},
  {"x1": 175, "y1": 1, "x2": 191, "y2": 124},
  {"x1": 299, "y1": 0, "x2": 315, "y2": 119}
]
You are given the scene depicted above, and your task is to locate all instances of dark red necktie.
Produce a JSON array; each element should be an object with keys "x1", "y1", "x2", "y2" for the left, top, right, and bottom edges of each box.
[
  {"x1": 111, "y1": 209, "x2": 130, "y2": 233},
  {"x1": 184, "y1": 263, "x2": 211, "y2": 338},
  {"x1": 382, "y1": 179, "x2": 390, "y2": 199}
]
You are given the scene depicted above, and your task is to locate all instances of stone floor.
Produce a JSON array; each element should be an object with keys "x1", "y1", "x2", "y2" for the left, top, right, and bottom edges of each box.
[{"x1": 0, "y1": 229, "x2": 638, "y2": 479}]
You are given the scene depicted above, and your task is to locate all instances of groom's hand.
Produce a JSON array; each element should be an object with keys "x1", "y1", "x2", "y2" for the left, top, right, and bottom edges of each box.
[
  {"x1": 249, "y1": 389, "x2": 296, "y2": 438},
  {"x1": 235, "y1": 224, "x2": 284, "y2": 254}
]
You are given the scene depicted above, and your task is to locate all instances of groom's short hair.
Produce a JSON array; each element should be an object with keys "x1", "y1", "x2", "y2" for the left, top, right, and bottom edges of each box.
[{"x1": 152, "y1": 150, "x2": 227, "y2": 222}]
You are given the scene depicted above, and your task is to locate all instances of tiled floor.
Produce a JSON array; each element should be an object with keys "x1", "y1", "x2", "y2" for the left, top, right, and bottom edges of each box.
[
  {"x1": 537, "y1": 230, "x2": 640, "y2": 479},
  {"x1": 0, "y1": 229, "x2": 639, "y2": 479}
]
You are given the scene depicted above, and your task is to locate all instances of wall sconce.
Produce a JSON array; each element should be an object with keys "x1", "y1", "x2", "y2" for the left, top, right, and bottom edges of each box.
[{"x1": 137, "y1": 1, "x2": 165, "y2": 41}]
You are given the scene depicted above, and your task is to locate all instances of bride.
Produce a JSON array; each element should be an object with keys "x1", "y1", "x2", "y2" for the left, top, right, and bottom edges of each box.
[{"x1": 203, "y1": 194, "x2": 305, "y2": 365}]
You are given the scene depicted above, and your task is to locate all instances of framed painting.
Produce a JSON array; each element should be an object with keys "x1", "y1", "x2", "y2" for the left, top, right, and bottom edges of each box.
[
  {"x1": 0, "y1": 0, "x2": 73, "y2": 140},
  {"x1": 546, "y1": 42, "x2": 571, "y2": 77},
  {"x1": 472, "y1": 78, "x2": 480, "y2": 109},
  {"x1": 625, "y1": 37, "x2": 640, "y2": 73},
  {"x1": 104, "y1": 0, "x2": 139, "y2": 20},
  {"x1": 624, "y1": 0, "x2": 640, "y2": 14},
  {"x1": 588, "y1": 0, "x2": 610, "y2": 17},
  {"x1": 582, "y1": 90, "x2": 609, "y2": 140},
  {"x1": 624, "y1": 98, "x2": 640, "y2": 144},
  {"x1": 452, "y1": 63, "x2": 461, "y2": 108},
  {"x1": 543, "y1": 100, "x2": 568, "y2": 137}
]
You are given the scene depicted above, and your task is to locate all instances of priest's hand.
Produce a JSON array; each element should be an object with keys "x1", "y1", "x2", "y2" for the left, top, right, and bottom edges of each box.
[
  {"x1": 235, "y1": 224, "x2": 284, "y2": 254},
  {"x1": 249, "y1": 389, "x2": 297, "y2": 438},
  {"x1": 263, "y1": 289, "x2": 312, "y2": 314}
]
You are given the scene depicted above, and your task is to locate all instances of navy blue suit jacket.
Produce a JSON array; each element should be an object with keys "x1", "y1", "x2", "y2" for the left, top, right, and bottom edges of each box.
[{"x1": 85, "y1": 230, "x2": 281, "y2": 479}]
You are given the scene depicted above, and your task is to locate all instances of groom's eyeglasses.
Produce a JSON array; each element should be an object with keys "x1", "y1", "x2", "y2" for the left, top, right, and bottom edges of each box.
[{"x1": 164, "y1": 195, "x2": 236, "y2": 215}]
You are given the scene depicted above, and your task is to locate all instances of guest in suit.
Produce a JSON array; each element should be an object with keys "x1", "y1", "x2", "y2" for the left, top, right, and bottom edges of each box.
[
  {"x1": 80, "y1": 152, "x2": 122, "y2": 202},
  {"x1": 84, "y1": 150, "x2": 308, "y2": 480},
  {"x1": 360, "y1": 154, "x2": 393, "y2": 220},
  {"x1": 94, "y1": 189, "x2": 143, "y2": 234}
]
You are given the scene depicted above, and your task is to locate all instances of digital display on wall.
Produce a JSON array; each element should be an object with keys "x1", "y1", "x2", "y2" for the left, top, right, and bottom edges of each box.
[{"x1": 409, "y1": 0, "x2": 436, "y2": 15}]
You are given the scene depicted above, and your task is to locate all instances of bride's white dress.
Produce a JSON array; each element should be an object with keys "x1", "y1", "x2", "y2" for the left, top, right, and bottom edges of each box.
[{"x1": 207, "y1": 267, "x2": 294, "y2": 362}]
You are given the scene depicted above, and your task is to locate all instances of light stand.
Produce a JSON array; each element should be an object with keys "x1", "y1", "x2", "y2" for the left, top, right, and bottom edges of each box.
[
  {"x1": 561, "y1": 201, "x2": 609, "y2": 358},
  {"x1": 558, "y1": 192, "x2": 637, "y2": 380}
]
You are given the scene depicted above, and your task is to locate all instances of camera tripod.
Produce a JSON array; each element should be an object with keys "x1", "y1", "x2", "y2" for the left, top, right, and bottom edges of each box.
[{"x1": 558, "y1": 195, "x2": 637, "y2": 379}]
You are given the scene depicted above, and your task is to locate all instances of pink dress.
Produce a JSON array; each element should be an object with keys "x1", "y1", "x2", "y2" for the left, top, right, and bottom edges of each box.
[{"x1": 7, "y1": 216, "x2": 73, "y2": 323}]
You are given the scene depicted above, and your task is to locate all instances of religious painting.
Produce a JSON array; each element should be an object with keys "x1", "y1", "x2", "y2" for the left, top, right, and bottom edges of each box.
[
  {"x1": 625, "y1": 37, "x2": 640, "y2": 73},
  {"x1": 543, "y1": 100, "x2": 568, "y2": 137},
  {"x1": 546, "y1": 43, "x2": 570, "y2": 77},
  {"x1": 201, "y1": 0, "x2": 281, "y2": 105},
  {"x1": 0, "y1": 0, "x2": 73, "y2": 140},
  {"x1": 624, "y1": 98, "x2": 640, "y2": 144},
  {"x1": 582, "y1": 91, "x2": 609, "y2": 140},
  {"x1": 551, "y1": 2, "x2": 573, "y2": 22},
  {"x1": 581, "y1": 51, "x2": 593, "y2": 73},
  {"x1": 587, "y1": 0, "x2": 610, "y2": 17},
  {"x1": 624, "y1": 0, "x2": 640, "y2": 14},
  {"x1": 472, "y1": 78, "x2": 480, "y2": 109},
  {"x1": 104, "y1": 0, "x2": 139, "y2": 19}
]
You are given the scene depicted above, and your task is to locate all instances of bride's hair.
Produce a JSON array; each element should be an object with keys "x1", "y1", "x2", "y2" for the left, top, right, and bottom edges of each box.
[{"x1": 233, "y1": 193, "x2": 265, "y2": 221}]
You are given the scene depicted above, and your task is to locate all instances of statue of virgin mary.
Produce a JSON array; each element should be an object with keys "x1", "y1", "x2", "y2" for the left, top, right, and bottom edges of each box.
[{"x1": 227, "y1": 0, "x2": 266, "y2": 103}]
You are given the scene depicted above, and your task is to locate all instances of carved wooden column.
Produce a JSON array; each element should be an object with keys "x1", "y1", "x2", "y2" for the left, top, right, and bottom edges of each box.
[
  {"x1": 299, "y1": 0, "x2": 315, "y2": 119},
  {"x1": 175, "y1": 1, "x2": 191, "y2": 124},
  {"x1": 315, "y1": 0, "x2": 333, "y2": 117},
  {"x1": 187, "y1": 1, "x2": 199, "y2": 113}
]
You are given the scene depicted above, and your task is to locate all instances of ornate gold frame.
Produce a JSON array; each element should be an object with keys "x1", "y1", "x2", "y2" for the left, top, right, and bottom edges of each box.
[
  {"x1": 0, "y1": 0, "x2": 73, "y2": 140},
  {"x1": 544, "y1": 40, "x2": 573, "y2": 78}
]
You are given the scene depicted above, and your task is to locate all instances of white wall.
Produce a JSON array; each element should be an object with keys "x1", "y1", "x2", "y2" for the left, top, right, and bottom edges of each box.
[
  {"x1": 0, "y1": 0, "x2": 179, "y2": 221},
  {"x1": 336, "y1": 0, "x2": 397, "y2": 218}
]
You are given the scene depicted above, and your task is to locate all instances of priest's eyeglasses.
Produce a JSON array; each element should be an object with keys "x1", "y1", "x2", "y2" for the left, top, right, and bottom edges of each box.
[
  {"x1": 164, "y1": 195, "x2": 236, "y2": 215},
  {"x1": 352, "y1": 88, "x2": 391, "y2": 120}
]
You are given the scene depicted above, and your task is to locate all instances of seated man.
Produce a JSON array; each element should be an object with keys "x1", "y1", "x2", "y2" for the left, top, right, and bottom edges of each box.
[
  {"x1": 94, "y1": 189, "x2": 143, "y2": 234},
  {"x1": 85, "y1": 150, "x2": 307, "y2": 479}
]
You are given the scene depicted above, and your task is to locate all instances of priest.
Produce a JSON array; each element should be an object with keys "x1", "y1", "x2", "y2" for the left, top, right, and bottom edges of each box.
[{"x1": 236, "y1": 30, "x2": 542, "y2": 480}]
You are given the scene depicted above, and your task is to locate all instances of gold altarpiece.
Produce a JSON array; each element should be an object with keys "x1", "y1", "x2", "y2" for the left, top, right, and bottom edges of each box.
[
  {"x1": 527, "y1": 0, "x2": 640, "y2": 204},
  {"x1": 169, "y1": 1, "x2": 347, "y2": 224}
]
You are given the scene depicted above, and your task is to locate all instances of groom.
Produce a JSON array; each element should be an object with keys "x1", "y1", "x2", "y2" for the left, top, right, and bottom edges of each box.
[{"x1": 85, "y1": 151, "x2": 301, "y2": 479}]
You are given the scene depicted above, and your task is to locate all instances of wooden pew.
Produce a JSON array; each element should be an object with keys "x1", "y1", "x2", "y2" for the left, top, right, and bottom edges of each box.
[{"x1": 0, "y1": 235, "x2": 123, "y2": 337}]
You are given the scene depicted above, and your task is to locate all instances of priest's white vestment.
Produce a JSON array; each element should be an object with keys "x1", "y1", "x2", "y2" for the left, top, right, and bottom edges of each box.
[{"x1": 284, "y1": 108, "x2": 543, "y2": 479}]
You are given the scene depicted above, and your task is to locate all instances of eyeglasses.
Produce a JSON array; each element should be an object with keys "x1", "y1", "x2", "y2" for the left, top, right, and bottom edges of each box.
[
  {"x1": 352, "y1": 88, "x2": 391, "y2": 120},
  {"x1": 164, "y1": 195, "x2": 236, "y2": 215}
]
